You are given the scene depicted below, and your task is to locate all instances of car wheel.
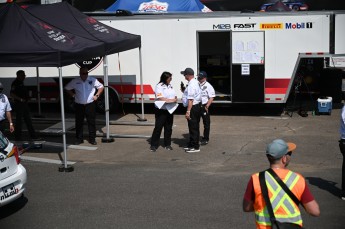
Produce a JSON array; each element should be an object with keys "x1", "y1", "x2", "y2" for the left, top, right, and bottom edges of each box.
[
  {"x1": 96, "y1": 89, "x2": 119, "y2": 114},
  {"x1": 292, "y1": 5, "x2": 300, "y2": 11},
  {"x1": 64, "y1": 92, "x2": 76, "y2": 113}
]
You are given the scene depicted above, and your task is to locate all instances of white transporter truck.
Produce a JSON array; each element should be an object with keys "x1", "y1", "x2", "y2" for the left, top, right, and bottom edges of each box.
[{"x1": 1, "y1": 10, "x2": 345, "y2": 111}]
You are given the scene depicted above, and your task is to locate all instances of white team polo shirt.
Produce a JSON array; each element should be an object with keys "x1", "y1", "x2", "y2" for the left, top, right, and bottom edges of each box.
[
  {"x1": 200, "y1": 81, "x2": 216, "y2": 105},
  {"x1": 65, "y1": 76, "x2": 104, "y2": 105},
  {"x1": 182, "y1": 78, "x2": 201, "y2": 107},
  {"x1": 0, "y1": 94, "x2": 12, "y2": 121},
  {"x1": 155, "y1": 83, "x2": 176, "y2": 110}
]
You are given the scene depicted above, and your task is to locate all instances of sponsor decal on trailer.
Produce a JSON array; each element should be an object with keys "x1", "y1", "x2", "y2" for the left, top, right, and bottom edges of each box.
[
  {"x1": 260, "y1": 23, "x2": 284, "y2": 30},
  {"x1": 285, "y1": 22, "x2": 313, "y2": 29},
  {"x1": 213, "y1": 24, "x2": 231, "y2": 30},
  {"x1": 233, "y1": 23, "x2": 256, "y2": 29}
]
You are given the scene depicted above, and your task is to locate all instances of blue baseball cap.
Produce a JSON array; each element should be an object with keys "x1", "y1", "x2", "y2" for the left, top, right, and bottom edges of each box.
[
  {"x1": 266, "y1": 139, "x2": 296, "y2": 159},
  {"x1": 197, "y1": 71, "x2": 207, "y2": 78}
]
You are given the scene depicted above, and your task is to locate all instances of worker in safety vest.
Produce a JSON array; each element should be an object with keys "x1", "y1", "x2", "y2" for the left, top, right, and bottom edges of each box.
[{"x1": 243, "y1": 139, "x2": 320, "y2": 228}]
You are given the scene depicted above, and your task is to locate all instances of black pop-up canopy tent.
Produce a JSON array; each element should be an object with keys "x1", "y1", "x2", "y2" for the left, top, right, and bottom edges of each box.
[
  {"x1": 26, "y1": 1, "x2": 144, "y2": 155},
  {"x1": 0, "y1": 2, "x2": 142, "y2": 171}
]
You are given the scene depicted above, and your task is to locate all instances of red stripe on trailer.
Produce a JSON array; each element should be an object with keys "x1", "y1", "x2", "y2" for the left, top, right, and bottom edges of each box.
[
  {"x1": 265, "y1": 78, "x2": 290, "y2": 94},
  {"x1": 111, "y1": 84, "x2": 154, "y2": 95},
  {"x1": 40, "y1": 82, "x2": 58, "y2": 86},
  {"x1": 265, "y1": 78, "x2": 290, "y2": 88},
  {"x1": 265, "y1": 88, "x2": 287, "y2": 94},
  {"x1": 304, "y1": 52, "x2": 324, "y2": 55}
]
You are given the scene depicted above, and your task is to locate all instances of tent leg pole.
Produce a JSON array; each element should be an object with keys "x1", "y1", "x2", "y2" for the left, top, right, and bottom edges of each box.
[
  {"x1": 57, "y1": 67, "x2": 73, "y2": 172},
  {"x1": 137, "y1": 47, "x2": 147, "y2": 122},
  {"x1": 34, "y1": 67, "x2": 44, "y2": 118},
  {"x1": 102, "y1": 56, "x2": 114, "y2": 143}
]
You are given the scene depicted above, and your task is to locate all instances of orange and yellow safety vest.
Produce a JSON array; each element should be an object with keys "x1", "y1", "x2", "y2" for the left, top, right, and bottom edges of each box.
[{"x1": 252, "y1": 169, "x2": 305, "y2": 229}]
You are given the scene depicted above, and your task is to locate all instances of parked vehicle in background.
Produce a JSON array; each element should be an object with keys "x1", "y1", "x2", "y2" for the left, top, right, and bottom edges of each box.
[
  {"x1": 0, "y1": 131, "x2": 27, "y2": 207},
  {"x1": 260, "y1": 0, "x2": 309, "y2": 11}
]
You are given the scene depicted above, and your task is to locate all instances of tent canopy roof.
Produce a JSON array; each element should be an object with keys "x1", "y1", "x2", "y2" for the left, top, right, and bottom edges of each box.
[
  {"x1": 0, "y1": 2, "x2": 141, "y2": 67},
  {"x1": 27, "y1": 2, "x2": 141, "y2": 55}
]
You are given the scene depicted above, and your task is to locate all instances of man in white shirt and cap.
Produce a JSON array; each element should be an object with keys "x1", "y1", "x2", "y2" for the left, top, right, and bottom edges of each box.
[
  {"x1": 198, "y1": 71, "x2": 215, "y2": 145},
  {"x1": 181, "y1": 67, "x2": 202, "y2": 153},
  {"x1": 65, "y1": 67, "x2": 104, "y2": 145}
]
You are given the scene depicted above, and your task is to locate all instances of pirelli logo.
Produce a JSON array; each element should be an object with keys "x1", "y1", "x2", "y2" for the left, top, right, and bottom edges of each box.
[{"x1": 260, "y1": 23, "x2": 283, "y2": 30}]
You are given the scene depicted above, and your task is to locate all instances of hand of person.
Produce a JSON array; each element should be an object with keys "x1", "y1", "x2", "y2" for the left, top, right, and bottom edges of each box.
[
  {"x1": 205, "y1": 106, "x2": 209, "y2": 113},
  {"x1": 9, "y1": 124, "x2": 14, "y2": 133},
  {"x1": 185, "y1": 111, "x2": 191, "y2": 120},
  {"x1": 93, "y1": 94, "x2": 100, "y2": 101}
]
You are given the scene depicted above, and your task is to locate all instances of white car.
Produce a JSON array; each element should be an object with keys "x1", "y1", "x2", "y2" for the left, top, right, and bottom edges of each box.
[{"x1": 0, "y1": 131, "x2": 27, "y2": 207}]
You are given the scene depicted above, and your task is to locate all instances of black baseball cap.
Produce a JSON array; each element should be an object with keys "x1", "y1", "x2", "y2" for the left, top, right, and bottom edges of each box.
[{"x1": 180, "y1": 68, "x2": 194, "y2": 75}]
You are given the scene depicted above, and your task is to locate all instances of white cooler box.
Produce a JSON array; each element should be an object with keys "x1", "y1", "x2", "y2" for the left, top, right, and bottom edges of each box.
[{"x1": 317, "y1": 97, "x2": 332, "y2": 114}]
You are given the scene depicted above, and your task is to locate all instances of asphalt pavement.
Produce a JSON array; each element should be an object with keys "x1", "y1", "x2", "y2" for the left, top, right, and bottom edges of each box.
[{"x1": 0, "y1": 105, "x2": 344, "y2": 228}]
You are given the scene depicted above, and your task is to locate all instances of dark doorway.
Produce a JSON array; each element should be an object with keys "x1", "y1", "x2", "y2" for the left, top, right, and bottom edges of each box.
[{"x1": 198, "y1": 31, "x2": 231, "y2": 101}]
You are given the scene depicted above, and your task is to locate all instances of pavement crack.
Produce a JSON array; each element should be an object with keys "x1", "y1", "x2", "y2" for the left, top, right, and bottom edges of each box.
[{"x1": 284, "y1": 122, "x2": 296, "y2": 133}]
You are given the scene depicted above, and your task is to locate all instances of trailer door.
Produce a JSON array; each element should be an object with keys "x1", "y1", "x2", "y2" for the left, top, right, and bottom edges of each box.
[
  {"x1": 231, "y1": 31, "x2": 265, "y2": 103},
  {"x1": 198, "y1": 31, "x2": 231, "y2": 102}
]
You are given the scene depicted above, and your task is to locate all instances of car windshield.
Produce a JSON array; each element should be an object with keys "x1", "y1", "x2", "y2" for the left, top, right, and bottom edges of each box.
[{"x1": 0, "y1": 131, "x2": 9, "y2": 152}]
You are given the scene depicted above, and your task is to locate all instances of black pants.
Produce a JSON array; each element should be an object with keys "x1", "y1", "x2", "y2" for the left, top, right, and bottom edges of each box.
[
  {"x1": 151, "y1": 108, "x2": 174, "y2": 147},
  {"x1": 201, "y1": 105, "x2": 211, "y2": 141},
  {"x1": 339, "y1": 139, "x2": 345, "y2": 194},
  {"x1": 0, "y1": 120, "x2": 5, "y2": 135},
  {"x1": 187, "y1": 103, "x2": 201, "y2": 149},
  {"x1": 75, "y1": 102, "x2": 96, "y2": 141},
  {"x1": 14, "y1": 101, "x2": 36, "y2": 140}
]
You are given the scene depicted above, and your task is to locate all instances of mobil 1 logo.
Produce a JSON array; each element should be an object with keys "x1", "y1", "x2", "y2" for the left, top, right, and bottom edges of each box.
[{"x1": 285, "y1": 22, "x2": 313, "y2": 29}]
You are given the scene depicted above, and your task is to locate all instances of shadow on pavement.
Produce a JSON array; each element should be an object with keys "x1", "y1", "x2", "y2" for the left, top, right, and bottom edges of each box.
[
  {"x1": 306, "y1": 177, "x2": 342, "y2": 198},
  {"x1": 0, "y1": 195, "x2": 28, "y2": 220}
]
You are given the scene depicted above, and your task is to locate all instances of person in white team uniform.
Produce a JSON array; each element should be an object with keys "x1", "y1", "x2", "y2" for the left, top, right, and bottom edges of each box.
[
  {"x1": 65, "y1": 67, "x2": 104, "y2": 145},
  {"x1": 0, "y1": 82, "x2": 14, "y2": 135},
  {"x1": 181, "y1": 67, "x2": 202, "y2": 153},
  {"x1": 197, "y1": 71, "x2": 215, "y2": 145},
  {"x1": 150, "y1": 71, "x2": 177, "y2": 152}
]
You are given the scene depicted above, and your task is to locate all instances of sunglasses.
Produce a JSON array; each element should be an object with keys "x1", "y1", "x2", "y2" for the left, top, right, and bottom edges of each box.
[{"x1": 286, "y1": 151, "x2": 292, "y2": 156}]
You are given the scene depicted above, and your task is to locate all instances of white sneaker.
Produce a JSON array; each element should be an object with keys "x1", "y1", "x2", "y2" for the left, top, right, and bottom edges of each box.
[
  {"x1": 341, "y1": 196, "x2": 345, "y2": 200},
  {"x1": 165, "y1": 146, "x2": 173, "y2": 150},
  {"x1": 186, "y1": 148, "x2": 200, "y2": 153},
  {"x1": 183, "y1": 146, "x2": 191, "y2": 150}
]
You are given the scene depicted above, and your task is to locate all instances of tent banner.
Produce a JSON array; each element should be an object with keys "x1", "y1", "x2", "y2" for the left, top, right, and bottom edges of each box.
[
  {"x1": 107, "y1": 0, "x2": 212, "y2": 13},
  {"x1": 139, "y1": 0, "x2": 169, "y2": 12}
]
